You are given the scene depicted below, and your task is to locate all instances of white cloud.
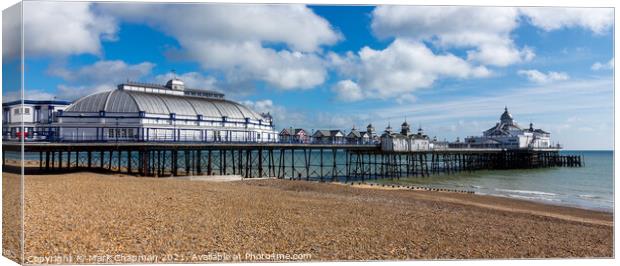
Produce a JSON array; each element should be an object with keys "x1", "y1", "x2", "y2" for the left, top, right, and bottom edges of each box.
[
  {"x1": 242, "y1": 99, "x2": 278, "y2": 114},
  {"x1": 241, "y1": 99, "x2": 303, "y2": 128},
  {"x1": 22, "y1": 2, "x2": 117, "y2": 57},
  {"x1": 370, "y1": 6, "x2": 613, "y2": 69},
  {"x1": 49, "y1": 60, "x2": 155, "y2": 99},
  {"x1": 55, "y1": 84, "x2": 112, "y2": 101},
  {"x1": 49, "y1": 60, "x2": 154, "y2": 85},
  {"x1": 154, "y1": 71, "x2": 219, "y2": 92},
  {"x1": 330, "y1": 39, "x2": 490, "y2": 101},
  {"x1": 2, "y1": 89, "x2": 57, "y2": 103},
  {"x1": 591, "y1": 58, "x2": 614, "y2": 71},
  {"x1": 332, "y1": 80, "x2": 364, "y2": 102},
  {"x1": 396, "y1": 94, "x2": 417, "y2": 104},
  {"x1": 98, "y1": 3, "x2": 339, "y2": 90},
  {"x1": 520, "y1": 7, "x2": 613, "y2": 34},
  {"x1": 371, "y1": 6, "x2": 531, "y2": 67},
  {"x1": 2, "y1": 3, "x2": 21, "y2": 59},
  {"x1": 517, "y1": 69, "x2": 569, "y2": 84}
]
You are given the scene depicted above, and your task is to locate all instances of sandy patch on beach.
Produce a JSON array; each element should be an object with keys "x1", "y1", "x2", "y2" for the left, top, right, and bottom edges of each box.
[{"x1": 16, "y1": 172, "x2": 613, "y2": 262}]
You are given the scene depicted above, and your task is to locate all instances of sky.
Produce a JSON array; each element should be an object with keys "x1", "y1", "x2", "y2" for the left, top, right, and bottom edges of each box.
[{"x1": 1, "y1": 1, "x2": 614, "y2": 149}]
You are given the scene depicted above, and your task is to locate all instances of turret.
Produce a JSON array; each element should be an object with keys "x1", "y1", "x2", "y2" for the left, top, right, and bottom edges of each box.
[
  {"x1": 400, "y1": 120, "x2": 411, "y2": 136},
  {"x1": 367, "y1": 123, "x2": 374, "y2": 135},
  {"x1": 385, "y1": 123, "x2": 393, "y2": 134}
]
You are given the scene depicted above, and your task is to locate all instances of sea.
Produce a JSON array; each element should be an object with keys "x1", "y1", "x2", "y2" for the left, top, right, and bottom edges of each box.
[
  {"x1": 10, "y1": 149, "x2": 614, "y2": 212},
  {"x1": 386, "y1": 151, "x2": 614, "y2": 212}
]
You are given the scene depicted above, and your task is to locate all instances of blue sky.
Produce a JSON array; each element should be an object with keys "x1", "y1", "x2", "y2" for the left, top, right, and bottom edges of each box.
[{"x1": 3, "y1": 2, "x2": 614, "y2": 149}]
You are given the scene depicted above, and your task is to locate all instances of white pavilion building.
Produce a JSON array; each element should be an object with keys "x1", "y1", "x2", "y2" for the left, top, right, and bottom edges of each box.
[
  {"x1": 465, "y1": 107, "x2": 552, "y2": 149},
  {"x1": 55, "y1": 78, "x2": 278, "y2": 142},
  {"x1": 380, "y1": 121, "x2": 431, "y2": 151}
]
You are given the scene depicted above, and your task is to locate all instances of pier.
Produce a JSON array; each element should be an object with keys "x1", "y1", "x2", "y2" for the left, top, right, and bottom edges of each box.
[{"x1": 2, "y1": 142, "x2": 582, "y2": 181}]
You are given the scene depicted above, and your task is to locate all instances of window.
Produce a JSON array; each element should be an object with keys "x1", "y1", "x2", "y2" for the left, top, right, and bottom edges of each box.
[
  {"x1": 109, "y1": 128, "x2": 114, "y2": 137},
  {"x1": 13, "y1": 109, "x2": 20, "y2": 115},
  {"x1": 23, "y1": 108, "x2": 30, "y2": 114}
]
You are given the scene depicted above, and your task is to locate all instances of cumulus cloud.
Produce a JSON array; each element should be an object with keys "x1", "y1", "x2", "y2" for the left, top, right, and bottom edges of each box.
[
  {"x1": 98, "y1": 3, "x2": 339, "y2": 90},
  {"x1": 330, "y1": 39, "x2": 490, "y2": 101},
  {"x1": 520, "y1": 7, "x2": 613, "y2": 34},
  {"x1": 371, "y1": 6, "x2": 532, "y2": 67},
  {"x1": 591, "y1": 58, "x2": 614, "y2": 71},
  {"x1": 517, "y1": 69, "x2": 569, "y2": 84},
  {"x1": 329, "y1": 5, "x2": 611, "y2": 102},
  {"x1": 21, "y1": 2, "x2": 117, "y2": 57},
  {"x1": 332, "y1": 80, "x2": 364, "y2": 102},
  {"x1": 49, "y1": 60, "x2": 155, "y2": 99}
]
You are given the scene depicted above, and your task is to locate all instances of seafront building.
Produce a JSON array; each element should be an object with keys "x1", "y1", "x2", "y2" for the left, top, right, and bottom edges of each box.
[
  {"x1": 345, "y1": 124, "x2": 377, "y2": 144},
  {"x1": 52, "y1": 78, "x2": 278, "y2": 142},
  {"x1": 380, "y1": 121, "x2": 431, "y2": 151},
  {"x1": 279, "y1": 128, "x2": 310, "y2": 143},
  {"x1": 464, "y1": 107, "x2": 552, "y2": 149},
  {"x1": 2, "y1": 100, "x2": 71, "y2": 140},
  {"x1": 312, "y1": 129, "x2": 346, "y2": 144}
]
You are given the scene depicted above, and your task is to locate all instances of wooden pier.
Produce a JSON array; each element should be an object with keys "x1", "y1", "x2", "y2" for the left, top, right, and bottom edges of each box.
[{"x1": 2, "y1": 142, "x2": 582, "y2": 181}]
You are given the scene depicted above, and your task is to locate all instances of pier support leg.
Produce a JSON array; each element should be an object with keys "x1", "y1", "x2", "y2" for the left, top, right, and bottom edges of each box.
[
  {"x1": 258, "y1": 149, "x2": 263, "y2": 178},
  {"x1": 127, "y1": 151, "x2": 132, "y2": 174},
  {"x1": 196, "y1": 150, "x2": 202, "y2": 175},
  {"x1": 45, "y1": 151, "x2": 50, "y2": 171}
]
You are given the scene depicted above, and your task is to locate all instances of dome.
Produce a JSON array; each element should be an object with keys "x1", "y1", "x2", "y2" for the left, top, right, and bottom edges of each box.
[
  {"x1": 500, "y1": 107, "x2": 513, "y2": 124},
  {"x1": 65, "y1": 89, "x2": 265, "y2": 120}
]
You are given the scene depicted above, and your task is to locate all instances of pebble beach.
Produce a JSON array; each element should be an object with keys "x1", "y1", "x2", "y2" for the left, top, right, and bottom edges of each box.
[{"x1": 2, "y1": 172, "x2": 613, "y2": 263}]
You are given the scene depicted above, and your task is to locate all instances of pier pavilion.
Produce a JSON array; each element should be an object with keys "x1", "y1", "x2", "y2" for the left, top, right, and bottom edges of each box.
[
  {"x1": 54, "y1": 78, "x2": 279, "y2": 142},
  {"x1": 464, "y1": 107, "x2": 553, "y2": 149}
]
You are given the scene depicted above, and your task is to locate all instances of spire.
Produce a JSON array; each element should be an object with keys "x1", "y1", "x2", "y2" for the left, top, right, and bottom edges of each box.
[{"x1": 385, "y1": 122, "x2": 393, "y2": 134}]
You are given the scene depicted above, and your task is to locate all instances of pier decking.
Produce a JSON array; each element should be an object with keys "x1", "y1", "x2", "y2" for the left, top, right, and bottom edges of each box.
[{"x1": 2, "y1": 142, "x2": 582, "y2": 181}]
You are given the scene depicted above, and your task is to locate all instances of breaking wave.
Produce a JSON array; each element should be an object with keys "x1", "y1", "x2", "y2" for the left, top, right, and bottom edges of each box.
[{"x1": 495, "y1": 188, "x2": 557, "y2": 196}]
